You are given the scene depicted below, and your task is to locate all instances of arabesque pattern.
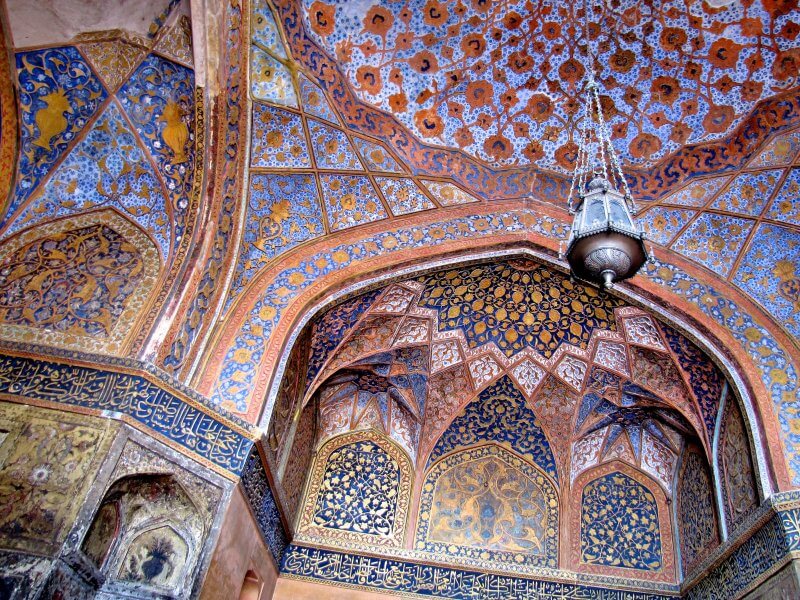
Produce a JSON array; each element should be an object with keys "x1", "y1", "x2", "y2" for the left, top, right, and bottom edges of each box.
[
  {"x1": 312, "y1": 440, "x2": 401, "y2": 536},
  {"x1": 7, "y1": 46, "x2": 107, "y2": 222},
  {"x1": 677, "y1": 449, "x2": 719, "y2": 575},
  {"x1": 417, "y1": 262, "x2": 624, "y2": 359},
  {"x1": 7, "y1": 103, "x2": 172, "y2": 255},
  {"x1": 416, "y1": 444, "x2": 559, "y2": 568},
  {"x1": 0, "y1": 211, "x2": 160, "y2": 354},
  {"x1": 426, "y1": 375, "x2": 558, "y2": 481},
  {"x1": 0, "y1": 224, "x2": 144, "y2": 337},
  {"x1": 2, "y1": 12, "x2": 201, "y2": 364},
  {"x1": 299, "y1": 431, "x2": 411, "y2": 548},
  {"x1": 580, "y1": 471, "x2": 663, "y2": 572}
]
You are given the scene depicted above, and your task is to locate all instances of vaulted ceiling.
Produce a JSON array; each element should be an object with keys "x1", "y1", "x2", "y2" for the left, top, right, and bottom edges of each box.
[
  {"x1": 229, "y1": 0, "x2": 800, "y2": 380},
  {"x1": 292, "y1": 261, "x2": 724, "y2": 485},
  {"x1": 0, "y1": 0, "x2": 797, "y2": 477}
]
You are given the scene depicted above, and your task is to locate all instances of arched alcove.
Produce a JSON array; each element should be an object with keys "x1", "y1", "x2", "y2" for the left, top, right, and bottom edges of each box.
[
  {"x1": 267, "y1": 255, "x2": 768, "y2": 593},
  {"x1": 571, "y1": 461, "x2": 677, "y2": 583},
  {"x1": 0, "y1": 209, "x2": 162, "y2": 355},
  {"x1": 238, "y1": 569, "x2": 262, "y2": 600},
  {"x1": 296, "y1": 429, "x2": 413, "y2": 549},
  {"x1": 415, "y1": 443, "x2": 559, "y2": 568},
  {"x1": 80, "y1": 473, "x2": 206, "y2": 596}
]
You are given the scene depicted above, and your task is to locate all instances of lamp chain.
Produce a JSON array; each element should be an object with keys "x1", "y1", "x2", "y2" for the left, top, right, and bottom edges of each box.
[{"x1": 569, "y1": 0, "x2": 636, "y2": 212}]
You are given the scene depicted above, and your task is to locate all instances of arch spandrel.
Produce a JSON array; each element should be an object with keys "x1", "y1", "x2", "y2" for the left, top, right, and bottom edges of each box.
[{"x1": 194, "y1": 202, "x2": 566, "y2": 413}]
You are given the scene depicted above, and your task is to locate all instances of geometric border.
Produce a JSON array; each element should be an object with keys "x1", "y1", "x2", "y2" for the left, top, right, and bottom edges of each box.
[{"x1": 297, "y1": 429, "x2": 412, "y2": 548}]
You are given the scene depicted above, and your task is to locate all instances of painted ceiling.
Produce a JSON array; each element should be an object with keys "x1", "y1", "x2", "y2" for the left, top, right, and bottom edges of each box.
[
  {"x1": 142, "y1": 0, "x2": 799, "y2": 475},
  {"x1": 0, "y1": 0, "x2": 798, "y2": 490},
  {"x1": 215, "y1": 0, "x2": 800, "y2": 400},
  {"x1": 287, "y1": 259, "x2": 725, "y2": 495},
  {"x1": 299, "y1": 0, "x2": 799, "y2": 171},
  {"x1": 0, "y1": 0, "x2": 793, "y2": 591}
]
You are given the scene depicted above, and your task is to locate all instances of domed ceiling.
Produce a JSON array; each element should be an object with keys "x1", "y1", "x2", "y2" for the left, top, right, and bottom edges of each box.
[
  {"x1": 263, "y1": 262, "x2": 786, "y2": 594},
  {"x1": 300, "y1": 0, "x2": 799, "y2": 170}
]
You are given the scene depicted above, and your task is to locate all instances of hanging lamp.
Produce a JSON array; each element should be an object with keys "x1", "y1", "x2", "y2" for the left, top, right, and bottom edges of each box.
[{"x1": 564, "y1": 6, "x2": 648, "y2": 289}]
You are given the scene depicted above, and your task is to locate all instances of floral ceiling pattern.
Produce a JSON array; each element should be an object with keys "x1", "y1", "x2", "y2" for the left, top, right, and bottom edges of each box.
[
  {"x1": 300, "y1": 0, "x2": 799, "y2": 170},
  {"x1": 175, "y1": 0, "x2": 800, "y2": 428}
]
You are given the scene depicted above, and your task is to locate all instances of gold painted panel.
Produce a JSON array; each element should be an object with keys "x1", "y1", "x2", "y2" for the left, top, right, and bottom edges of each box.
[
  {"x1": 0, "y1": 209, "x2": 161, "y2": 355},
  {"x1": 415, "y1": 444, "x2": 558, "y2": 568},
  {"x1": 0, "y1": 401, "x2": 117, "y2": 554}
]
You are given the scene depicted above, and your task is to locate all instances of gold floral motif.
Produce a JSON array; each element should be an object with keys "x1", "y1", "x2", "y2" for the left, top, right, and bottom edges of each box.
[
  {"x1": 160, "y1": 101, "x2": 189, "y2": 164},
  {"x1": 0, "y1": 211, "x2": 160, "y2": 354},
  {"x1": 416, "y1": 444, "x2": 559, "y2": 567},
  {"x1": 154, "y1": 15, "x2": 194, "y2": 66},
  {"x1": 427, "y1": 454, "x2": 552, "y2": 553}
]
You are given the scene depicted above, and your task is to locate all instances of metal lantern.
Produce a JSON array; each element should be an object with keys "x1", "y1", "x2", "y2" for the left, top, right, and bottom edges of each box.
[
  {"x1": 566, "y1": 176, "x2": 648, "y2": 288},
  {"x1": 565, "y1": 73, "x2": 648, "y2": 289}
]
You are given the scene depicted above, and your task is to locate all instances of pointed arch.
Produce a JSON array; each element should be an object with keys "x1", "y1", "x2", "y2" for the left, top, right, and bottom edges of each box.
[
  {"x1": 80, "y1": 473, "x2": 205, "y2": 593},
  {"x1": 0, "y1": 208, "x2": 162, "y2": 355},
  {"x1": 415, "y1": 443, "x2": 559, "y2": 569},
  {"x1": 296, "y1": 429, "x2": 413, "y2": 548},
  {"x1": 571, "y1": 461, "x2": 677, "y2": 583},
  {"x1": 233, "y1": 248, "x2": 780, "y2": 509}
]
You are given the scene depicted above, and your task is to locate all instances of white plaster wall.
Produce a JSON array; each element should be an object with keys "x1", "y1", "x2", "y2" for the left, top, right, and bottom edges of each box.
[{"x1": 6, "y1": 0, "x2": 187, "y2": 47}]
